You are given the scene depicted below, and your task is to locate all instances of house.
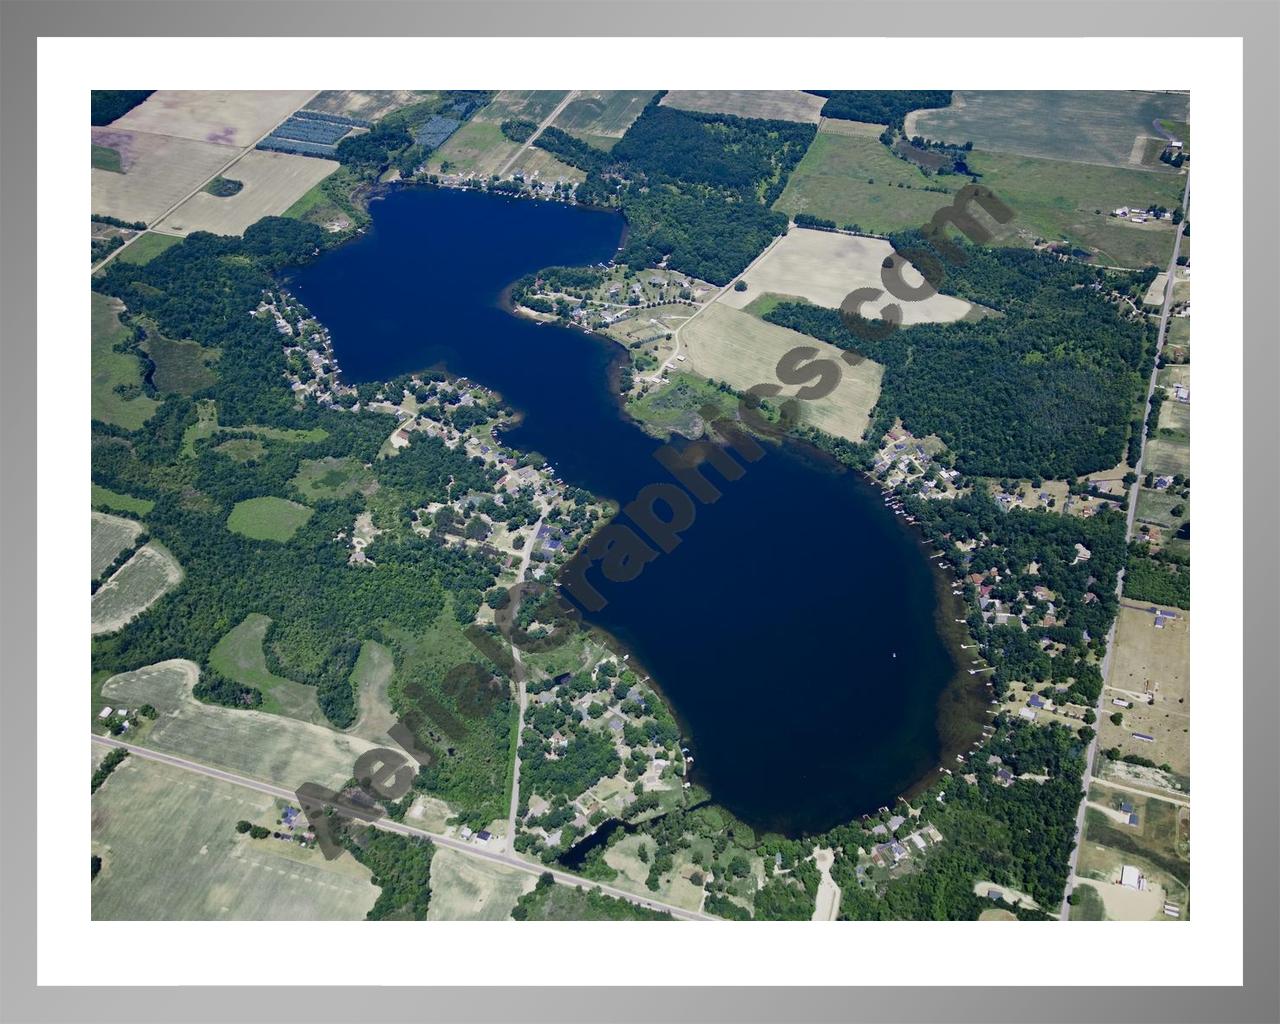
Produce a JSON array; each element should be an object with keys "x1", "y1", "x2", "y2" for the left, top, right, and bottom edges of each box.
[
  {"x1": 1018, "y1": 708, "x2": 1038, "y2": 722},
  {"x1": 1132, "y1": 732, "x2": 1156, "y2": 742},
  {"x1": 987, "y1": 888, "x2": 1004, "y2": 901},
  {"x1": 281, "y1": 806, "x2": 300, "y2": 827},
  {"x1": 1119, "y1": 864, "x2": 1146, "y2": 890},
  {"x1": 1128, "y1": 813, "x2": 1140, "y2": 826},
  {"x1": 475, "y1": 830, "x2": 492, "y2": 843},
  {"x1": 1028, "y1": 694, "x2": 1046, "y2": 709},
  {"x1": 870, "y1": 823, "x2": 889, "y2": 837},
  {"x1": 887, "y1": 814, "x2": 906, "y2": 832},
  {"x1": 996, "y1": 769, "x2": 1014, "y2": 787},
  {"x1": 97, "y1": 706, "x2": 113, "y2": 720}
]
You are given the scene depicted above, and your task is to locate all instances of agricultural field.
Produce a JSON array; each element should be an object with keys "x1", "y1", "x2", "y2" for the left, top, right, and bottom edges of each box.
[
  {"x1": 1101, "y1": 604, "x2": 1190, "y2": 777},
  {"x1": 1135, "y1": 487, "x2": 1189, "y2": 532},
  {"x1": 91, "y1": 292, "x2": 158, "y2": 430},
  {"x1": 114, "y1": 231, "x2": 182, "y2": 266},
  {"x1": 226, "y1": 496, "x2": 314, "y2": 542},
  {"x1": 92, "y1": 483, "x2": 155, "y2": 516},
  {"x1": 424, "y1": 119, "x2": 522, "y2": 178},
  {"x1": 1158, "y1": 399, "x2": 1190, "y2": 439},
  {"x1": 111, "y1": 90, "x2": 316, "y2": 149},
  {"x1": 142, "y1": 332, "x2": 219, "y2": 395},
  {"x1": 91, "y1": 541, "x2": 184, "y2": 635},
  {"x1": 425, "y1": 846, "x2": 534, "y2": 921},
  {"x1": 209, "y1": 614, "x2": 327, "y2": 725},
  {"x1": 92, "y1": 755, "x2": 377, "y2": 920},
  {"x1": 906, "y1": 90, "x2": 1190, "y2": 169},
  {"x1": 304, "y1": 90, "x2": 435, "y2": 122},
  {"x1": 91, "y1": 511, "x2": 143, "y2": 580},
  {"x1": 349, "y1": 640, "x2": 397, "y2": 743},
  {"x1": 773, "y1": 126, "x2": 958, "y2": 234},
  {"x1": 681, "y1": 301, "x2": 883, "y2": 443},
  {"x1": 92, "y1": 143, "x2": 123, "y2": 173},
  {"x1": 660, "y1": 90, "x2": 825, "y2": 124},
  {"x1": 551, "y1": 90, "x2": 655, "y2": 138},
  {"x1": 1144, "y1": 435, "x2": 1191, "y2": 479},
  {"x1": 774, "y1": 124, "x2": 1186, "y2": 266},
  {"x1": 291, "y1": 456, "x2": 377, "y2": 503},
  {"x1": 719, "y1": 227, "x2": 980, "y2": 324},
  {"x1": 91, "y1": 128, "x2": 236, "y2": 225},
  {"x1": 157, "y1": 150, "x2": 339, "y2": 236},
  {"x1": 512, "y1": 145, "x2": 587, "y2": 185},
  {"x1": 471, "y1": 90, "x2": 571, "y2": 127},
  {"x1": 100, "y1": 660, "x2": 381, "y2": 791},
  {"x1": 952, "y1": 148, "x2": 1185, "y2": 268}
]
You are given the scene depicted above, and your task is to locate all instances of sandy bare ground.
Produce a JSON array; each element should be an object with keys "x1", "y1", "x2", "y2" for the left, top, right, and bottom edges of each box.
[
  {"x1": 91, "y1": 542, "x2": 184, "y2": 635},
  {"x1": 113, "y1": 91, "x2": 315, "y2": 148},
  {"x1": 157, "y1": 149, "x2": 338, "y2": 236},
  {"x1": 661, "y1": 90, "x2": 825, "y2": 124},
  {"x1": 1074, "y1": 876, "x2": 1166, "y2": 921},
  {"x1": 720, "y1": 228, "x2": 980, "y2": 324},
  {"x1": 811, "y1": 847, "x2": 840, "y2": 920},
  {"x1": 681, "y1": 301, "x2": 883, "y2": 443},
  {"x1": 92, "y1": 130, "x2": 236, "y2": 225}
]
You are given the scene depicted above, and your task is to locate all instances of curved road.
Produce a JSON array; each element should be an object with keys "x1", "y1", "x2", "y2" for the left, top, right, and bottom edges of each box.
[{"x1": 93, "y1": 733, "x2": 713, "y2": 921}]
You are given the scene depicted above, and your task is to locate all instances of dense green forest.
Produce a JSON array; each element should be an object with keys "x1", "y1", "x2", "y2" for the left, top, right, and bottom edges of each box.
[
  {"x1": 808, "y1": 91, "x2": 953, "y2": 128},
  {"x1": 91, "y1": 90, "x2": 154, "y2": 126},
  {"x1": 1123, "y1": 544, "x2": 1191, "y2": 608},
  {"x1": 766, "y1": 235, "x2": 1157, "y2": 478},
  {"x1": 344, "y1": 827, "x2": 436, "y2": 920},
  {"x1": 562, "y1": 99, "x2": 812, "y2": 284},
  {"x1": 500, "y1": 118, "x2": 538, "y2": 143}
]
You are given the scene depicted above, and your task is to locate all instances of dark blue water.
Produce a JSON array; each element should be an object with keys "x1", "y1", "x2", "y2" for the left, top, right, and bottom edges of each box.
[{"x1": 291, "y1": 186, "x2": 970, "y2": 836}]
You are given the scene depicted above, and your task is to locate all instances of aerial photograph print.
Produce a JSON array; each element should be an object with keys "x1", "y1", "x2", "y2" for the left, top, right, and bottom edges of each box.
[{"x1": 89, "y1": 86, "x2": 1194, "y2": 926}]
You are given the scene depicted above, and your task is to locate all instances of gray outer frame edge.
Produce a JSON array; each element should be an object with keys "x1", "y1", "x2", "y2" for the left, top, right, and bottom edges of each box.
[{"x1": 1, "y1": 2, "x2": 1275, "y2": 1022}]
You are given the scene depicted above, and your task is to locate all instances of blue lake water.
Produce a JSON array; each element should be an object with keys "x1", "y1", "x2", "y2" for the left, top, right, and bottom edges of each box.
[{"x1": 290, "y1": 186, "x2": 977, "y2": 836}]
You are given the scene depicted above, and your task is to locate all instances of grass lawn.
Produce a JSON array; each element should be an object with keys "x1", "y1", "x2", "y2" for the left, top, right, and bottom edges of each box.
[
  {"x1": 92, "y1": 483, "x2": 155, "y2": 516},
  {"x1": 226, "y1": 496, "x2": 313, "y2": 542},
  {"x1": 216, "y1": 437, "x2": 266, "y2": 462},
  {"x1": 91, "y1": 291, "x2": 158, "y2": 430},
  {"x1": 1134, "y1": 487, "x2": 1188, "y2": 530},
  {"x1": 115, "y1": 231, "x2": 182, "y2": 266},
  {"x1": 92, "y1": 755, "x2": 377, "y2": 920},
  {"x1": 209, "y1": 613, "x2": 326, "y2": 725},
  {"x1": 91, "y1": 143, "x2": 122, "y2": 173},
  {"x1": 425, "y1": 846, "x2": 534, "y2": 920},
  {"x1": 1144, "y1": 436, "x2": 1190, "y2": 479},
  {"x1": 1068, "y1": 882, "x2": 1107, "y2": 920}
]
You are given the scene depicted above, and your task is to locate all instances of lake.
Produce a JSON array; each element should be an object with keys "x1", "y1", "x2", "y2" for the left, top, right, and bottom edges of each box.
[{"x1": 290, "y1": 185, "x2": 980, "y2": 836}]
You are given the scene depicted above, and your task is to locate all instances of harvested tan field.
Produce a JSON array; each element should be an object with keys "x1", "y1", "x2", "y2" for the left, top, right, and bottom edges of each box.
[
  {"x1": 682, "y1": 302, "x2": 883, "y2": 443},
  {"x1": 91, "y1": 129, "x2": 234, "y2": 224},
  {"x1": 91, "y1": 542, "x2": 184, "y2": 635},
  {"x1": 720, "y1": 227, "x2": 980, "y2": 324},
  {"x1": 660, "y1": 90, "x2": 825, "y2": 124},
  {"x1": 158, "y1": 150, "x2": 339, "y2": 236},
  {"x1": 112, "y1": 90, "x2": 315, "y2": 148},
  {"x1": 304, "y1": 90, "x2": 431, "y2": 122}
]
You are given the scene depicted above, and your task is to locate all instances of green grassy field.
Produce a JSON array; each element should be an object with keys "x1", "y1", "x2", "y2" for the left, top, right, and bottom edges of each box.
[
  {"x1": 1068, "y1": 881, "x2": 1107, "y2": 920},
  {"x1": 114, "y1": 232, "x2": 182, "y2": 266},
  {"x1": 742, "y1": 292, "x2": 808, "y2": 320},
  {"x1": 92, "y1": 755, "x2": 377, "y2": 920},
  {"x1": 626, "y1": 373, "x2": 745, "y2": 439},
  {"x1": 209, "y1": 613, "x2": 326, "y2": 725},
  {"x1": 425, "y1": 119, "x2": 520, "y2": 177},
  {"x1": 956, "y1": 149, "x2": 1186, "y2": 267},
  {"x1": 908, "y1": 90, "x2": 1190, "y2": 168},
  {"x1": 92, "y1": 483, "x2": 155, "y2": 516},
  {"x1": 91, "y1": 291, "x2": 158, "y2": 430},
  {"x1": 101, "y1": 660, "x2": 382, "y2": 791},
  {"x1": 215, "y1": 437, "x2": 266, "y2": 462},
  {"x1": 92, "y1": 511, "x2": 143, "y2": 580},
  {"x1": 774, "y1": 127, "x2": 1186, "y2": 267},
  {"x1": 143, "y1": 333, "x2": 219, "y2": 395},
  {"x1": 92, "y1": 143, "x2": 122, "y2": 173},
  {"x1": 1135, "y1": 487, "x2": 1188, "y2": 530},
  {"x1": 774, "y1": 128, "x2": 952, "y2": 234},
  {"x1": 226, "y1": 496, "x2": 314, "y2": 542},
  {"x1": 1144, "y1": 436, "x2": 1190, "y2": 478},
  {"x1": 349, "y1": 640, "x2": 397, "y2": 742},
  {"x1": 472, "y1": 90, "x2": 570, "y2": 126},
  {"x1": 291, "y1": 456, "x2": 376, "y2": 502}
]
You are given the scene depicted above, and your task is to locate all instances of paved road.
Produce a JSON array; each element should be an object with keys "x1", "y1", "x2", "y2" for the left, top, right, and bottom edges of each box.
[
  {"x1": 503, "y1": 513, "x2": 544, "y2": 852},
  {"x1": 92, "y1": 90, "x2": 322, "y2": 273},
  {"x1": 92, "y1": 733, "x2": 713, "y2": 921},
  {"x1": 496, "y1": 91, "x2": 580, "y2": 180},
  {"x1": 1059, "y1": 170, "x2": 1191, "y2": 920}
]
